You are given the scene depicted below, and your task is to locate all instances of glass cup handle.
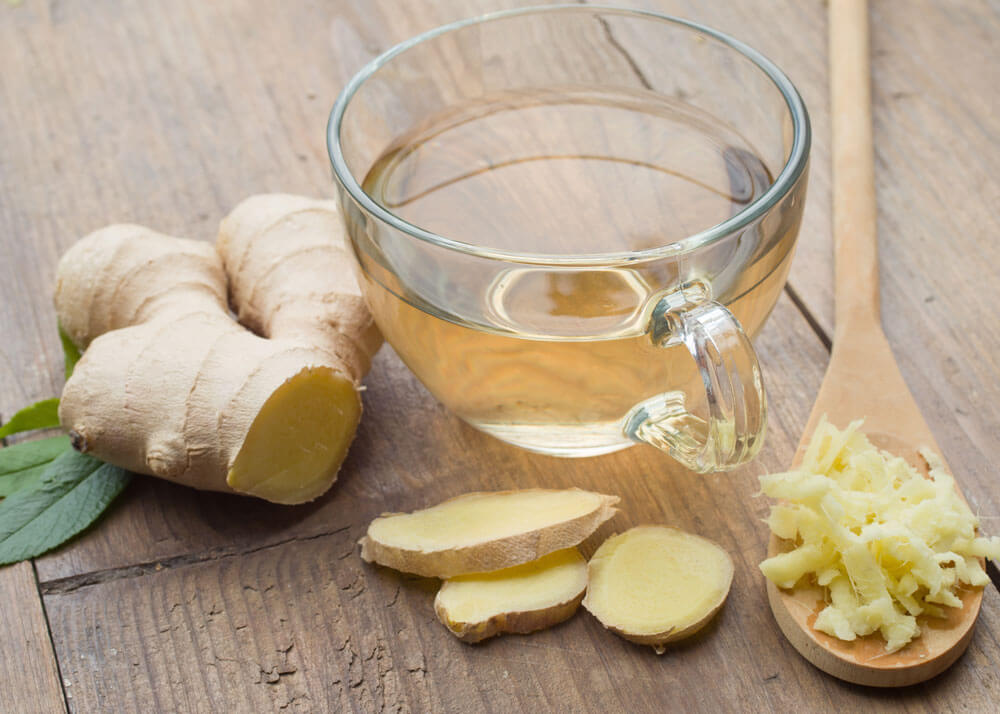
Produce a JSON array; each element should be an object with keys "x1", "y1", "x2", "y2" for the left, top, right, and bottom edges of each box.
[{"x1": 624, "y1": 284, "x2": 767, "y2": 472}]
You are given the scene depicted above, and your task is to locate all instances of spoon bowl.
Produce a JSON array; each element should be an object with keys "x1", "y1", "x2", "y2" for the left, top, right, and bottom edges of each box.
[{"x1": 766, "y1": 315, "x2": 984, "y2": 687}]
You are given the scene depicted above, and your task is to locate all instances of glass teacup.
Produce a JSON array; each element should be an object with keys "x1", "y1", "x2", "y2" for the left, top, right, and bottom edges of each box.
[{"x1": 328, "y1": 6, "x2": 810, "y2": 471}]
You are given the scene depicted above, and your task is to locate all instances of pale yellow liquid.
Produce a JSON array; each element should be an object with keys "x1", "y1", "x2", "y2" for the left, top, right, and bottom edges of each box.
[{"x1": 355, "y1": 88, "x2": 798, "y2": 455}]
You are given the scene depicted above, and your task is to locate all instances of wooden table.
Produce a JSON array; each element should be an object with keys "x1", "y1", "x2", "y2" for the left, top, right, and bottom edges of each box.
[{"x1": 2, "y1": 1, "x2": 998, "y2": 711}]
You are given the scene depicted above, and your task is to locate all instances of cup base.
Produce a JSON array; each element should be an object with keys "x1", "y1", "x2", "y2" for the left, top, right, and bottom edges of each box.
[{"x1": 468, "y1": 420, "x2": 634, "y2": 458}]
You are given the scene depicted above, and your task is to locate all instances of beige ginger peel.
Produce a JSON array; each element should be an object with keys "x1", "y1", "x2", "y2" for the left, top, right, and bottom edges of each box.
[
  {"x1": 360, "y1": 488, "x2": 619, "y2": 578},
  {"x1": 56, "y1": 195, "x2": 381, "y2": 504}
]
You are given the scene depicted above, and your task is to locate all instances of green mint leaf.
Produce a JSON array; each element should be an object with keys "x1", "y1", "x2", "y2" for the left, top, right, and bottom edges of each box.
[
  {"x1": 58, "y1": 324, "x2": 82, "y2": 380},
  {"x1": 0, "y1": 449, "x2": 131, "y2": 565},
  {"x1": 0, "y1": 436, "x2": 71, "y2": 498},
  {"x1": 0, "y1": 398, "x2": 61, "y2": 440},
  {"x1": 0, "y1": 463, "x2": 49, "y2": 498},
  {"x1": 0, "y1": 435, "x2": 70, "y2": 475}
]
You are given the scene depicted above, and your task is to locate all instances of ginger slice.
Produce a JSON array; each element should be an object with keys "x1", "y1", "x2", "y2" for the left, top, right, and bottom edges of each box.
[
  {"x1": 360, "y1": 488, "x2": 619, "y2": 578},
  {"x1": 583, "y1": 526, "x2": 734, "y2": 653},
  {"x1": 434, "y1": 548, "x2": 588, "y2": 643}
]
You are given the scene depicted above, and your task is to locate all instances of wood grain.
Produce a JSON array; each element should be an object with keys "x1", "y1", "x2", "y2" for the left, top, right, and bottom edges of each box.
[
  {"x1": 0, "y1": 0, "x2": 997, "y2": 711},
  {"x1": 0, "y1": 562, "x2": 67, "y2": 713},
  {"x1": 41, "y1": 526, "x2": 1000, "y2": 714},
  {"x1": 37, "y1": 298, "x2": 1000, "y2": 713},
  {"x1": 590, "y1": 0, "x2": 1000, "y2": 540},
  {"x1": 35, "y1": 295, "x2": 816, "y2": 580},
  {"x1": 859, "y1": 0, "x2": 1000, "y2": 525}
]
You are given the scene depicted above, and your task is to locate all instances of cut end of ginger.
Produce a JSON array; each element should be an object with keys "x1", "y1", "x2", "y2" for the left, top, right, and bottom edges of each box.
[
  {"x1": 583, "y1": 526, "x2": 734, "y2": 653},
  {"x1": 360, "y1": 488, "x2": 618, "y2": 578},
  {"x1": 434, "y1": 548, "x2": 588, "y2": 643},
  {"x1": 227, "y1": 366, "x2": 360, "y2": 505},
  {"x1": 759, "y1": 417, "x2": 1000, "y2": 653}
]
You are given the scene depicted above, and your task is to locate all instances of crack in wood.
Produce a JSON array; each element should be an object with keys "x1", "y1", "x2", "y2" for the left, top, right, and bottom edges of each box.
[
  {"x1": 784, "y1": 283, "x2": 833, "y2": 351},
  {"x1": 594, "y1": 14, "x2": 653, "y2": 91},
  {"x1": 39, "y1": 525, "x2": 354, "y2": 595},
  {"x1": 29, "y1": 560, "x2": 71, "y2": 713},
  {"x1": 987, "y1": 559, "x2": 1000, "y2": 592}
]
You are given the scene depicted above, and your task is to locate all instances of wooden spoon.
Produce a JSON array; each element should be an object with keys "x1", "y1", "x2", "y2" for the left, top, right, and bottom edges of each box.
[{"x1": 764, "y1": 0, "x2": 983, "y2": 687}]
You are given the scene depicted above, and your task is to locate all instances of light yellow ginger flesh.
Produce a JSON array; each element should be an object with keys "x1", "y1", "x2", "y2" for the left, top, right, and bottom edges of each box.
[
  {"x1": 55, "y1": 195, "x2": 381, "y2": 504},
  {"x1": 759, "y1": 417, "x2": 1000, "y2": 653},
  {"x1": 360, "y1": 489, "x2": 619, "y2": 578},
  {"x1": 583, "y1": 526, "x2": 734, "y2": 653},
  {"x1": 434, "y1": 548, "x2": 588, "y2": 643},
  {"x1": 227, "y1": 367, "x2": 360, "y2": 503}
]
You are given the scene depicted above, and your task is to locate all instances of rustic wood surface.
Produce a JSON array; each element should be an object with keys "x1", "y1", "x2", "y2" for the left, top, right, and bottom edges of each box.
[
  {"x1": 1, "y1": 0, "x2": 997, "y2": 712},
  {"x1": 0, "y1": 561, "x2": 67, "y2": 714}
]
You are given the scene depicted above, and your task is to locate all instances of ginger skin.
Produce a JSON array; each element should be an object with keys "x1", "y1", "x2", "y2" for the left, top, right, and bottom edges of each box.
[
  {"x1": 360, "y1": 489, "x2": 619, "y2": 578},
  {"x1": 55, "y1": 195, "x2": 381, "y2": 504},
  {"x1": 216, "y1": 194, "x2": 382, "y2": 379}
]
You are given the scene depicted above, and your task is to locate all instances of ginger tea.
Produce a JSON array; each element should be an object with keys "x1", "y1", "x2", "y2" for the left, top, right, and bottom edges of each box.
[{"x1": 351, "y1": 87, "x2": 801, "y2": 455}]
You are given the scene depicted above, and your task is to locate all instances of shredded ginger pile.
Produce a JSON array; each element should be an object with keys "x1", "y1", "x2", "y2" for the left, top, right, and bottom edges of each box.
[{"x1": 759, "y1": 417, "x2": 1000, "y2": 652}]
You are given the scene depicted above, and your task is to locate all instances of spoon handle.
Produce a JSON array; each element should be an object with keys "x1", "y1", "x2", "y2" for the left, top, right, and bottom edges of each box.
[{"x1": 830, "y1": 0, "x2": 880, "y2": 335}]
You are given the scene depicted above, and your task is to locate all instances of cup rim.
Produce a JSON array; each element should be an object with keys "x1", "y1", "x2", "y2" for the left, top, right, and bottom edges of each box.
[{"x1": 327, "y1": 4, "x2": 811, "y2": 267}]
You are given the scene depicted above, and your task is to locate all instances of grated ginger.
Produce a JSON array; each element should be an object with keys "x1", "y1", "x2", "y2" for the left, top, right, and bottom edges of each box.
[{"x1": 759, "y1": 417, "x2": 1000, "y2": 652}]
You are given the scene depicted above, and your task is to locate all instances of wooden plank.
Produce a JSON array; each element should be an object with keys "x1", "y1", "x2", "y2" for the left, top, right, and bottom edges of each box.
[
  {"x1": 0, "y1": 562, "x2": 67, "y2": 714},
  {"x1": 859, "y1": 0, "x2": 1000, "y2": 523},
  {"x1": 41, "y1": 445, "x2": 1000, "y2": 714},
  {"x1": 646, "y1": 0, "x2": 1000, "y2": 524},
  {"x1": 45, "y1": 542, "x2": 1000, "y2": 714},
  {"x1": 0, "y1": 0, "x2": 828, "y2": 568},
  {"x1": 0, "y1": 0, "x2": 992, "y2": 572},
  {"x1": 578, "y1": 0, "x2": 1000, "y2": 531},
  {"x1": 2, "y1": 0, "x2": 829, "y2": 579},
  {"x1": 38, "y1": 294, "x2": 1000, "y2": 712},
  {"x1": 586, "y1": 0, "x2": 836, "y2": 360},
  {"x1": 33, "y1": 293, "x2": 821, "y2": 579},
  {"x1": 0, "y1": 0, "x2": 996, "y2": 709}
]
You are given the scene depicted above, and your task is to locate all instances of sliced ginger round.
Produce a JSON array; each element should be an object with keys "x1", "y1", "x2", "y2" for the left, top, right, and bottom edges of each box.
[
  {"x1": 583, "y1": 526, "x2": 734, "y2": 653},
  {"x1": 434, "y1": 548, "x2": 588, "y2": 643},
  {"x1": 360, "y1": 488, "x2": 618, "y2": 578}
]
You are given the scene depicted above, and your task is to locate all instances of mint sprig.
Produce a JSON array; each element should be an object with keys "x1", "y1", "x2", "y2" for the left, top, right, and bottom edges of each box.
[
  {"x1": 0, "y1": 435, "x2": 70, "y2": 497},
  {"x1": 0, "y1": 434, "x2": 69, "y2": 473},
  {"x1": 0, "y1": 449, "x2": 131, "y2": 565},
  {"x1": 0, "y1": 327, "x2": 133, "y2": 564}
]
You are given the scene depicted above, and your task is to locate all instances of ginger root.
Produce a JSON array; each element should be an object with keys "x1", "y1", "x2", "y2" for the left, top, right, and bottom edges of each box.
[
  {"x1": 55, "y1": 195, "x2": 381, "y2": 504},
  {"x1": 360, "y1": 488, "x2": 618, "y2": 578},
  {"x1": 434, "y1": 548, "x2": 587, "y2": 643},
  {"x1": 583, "y1": 526, "x2": 734, "y2": 653}
]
